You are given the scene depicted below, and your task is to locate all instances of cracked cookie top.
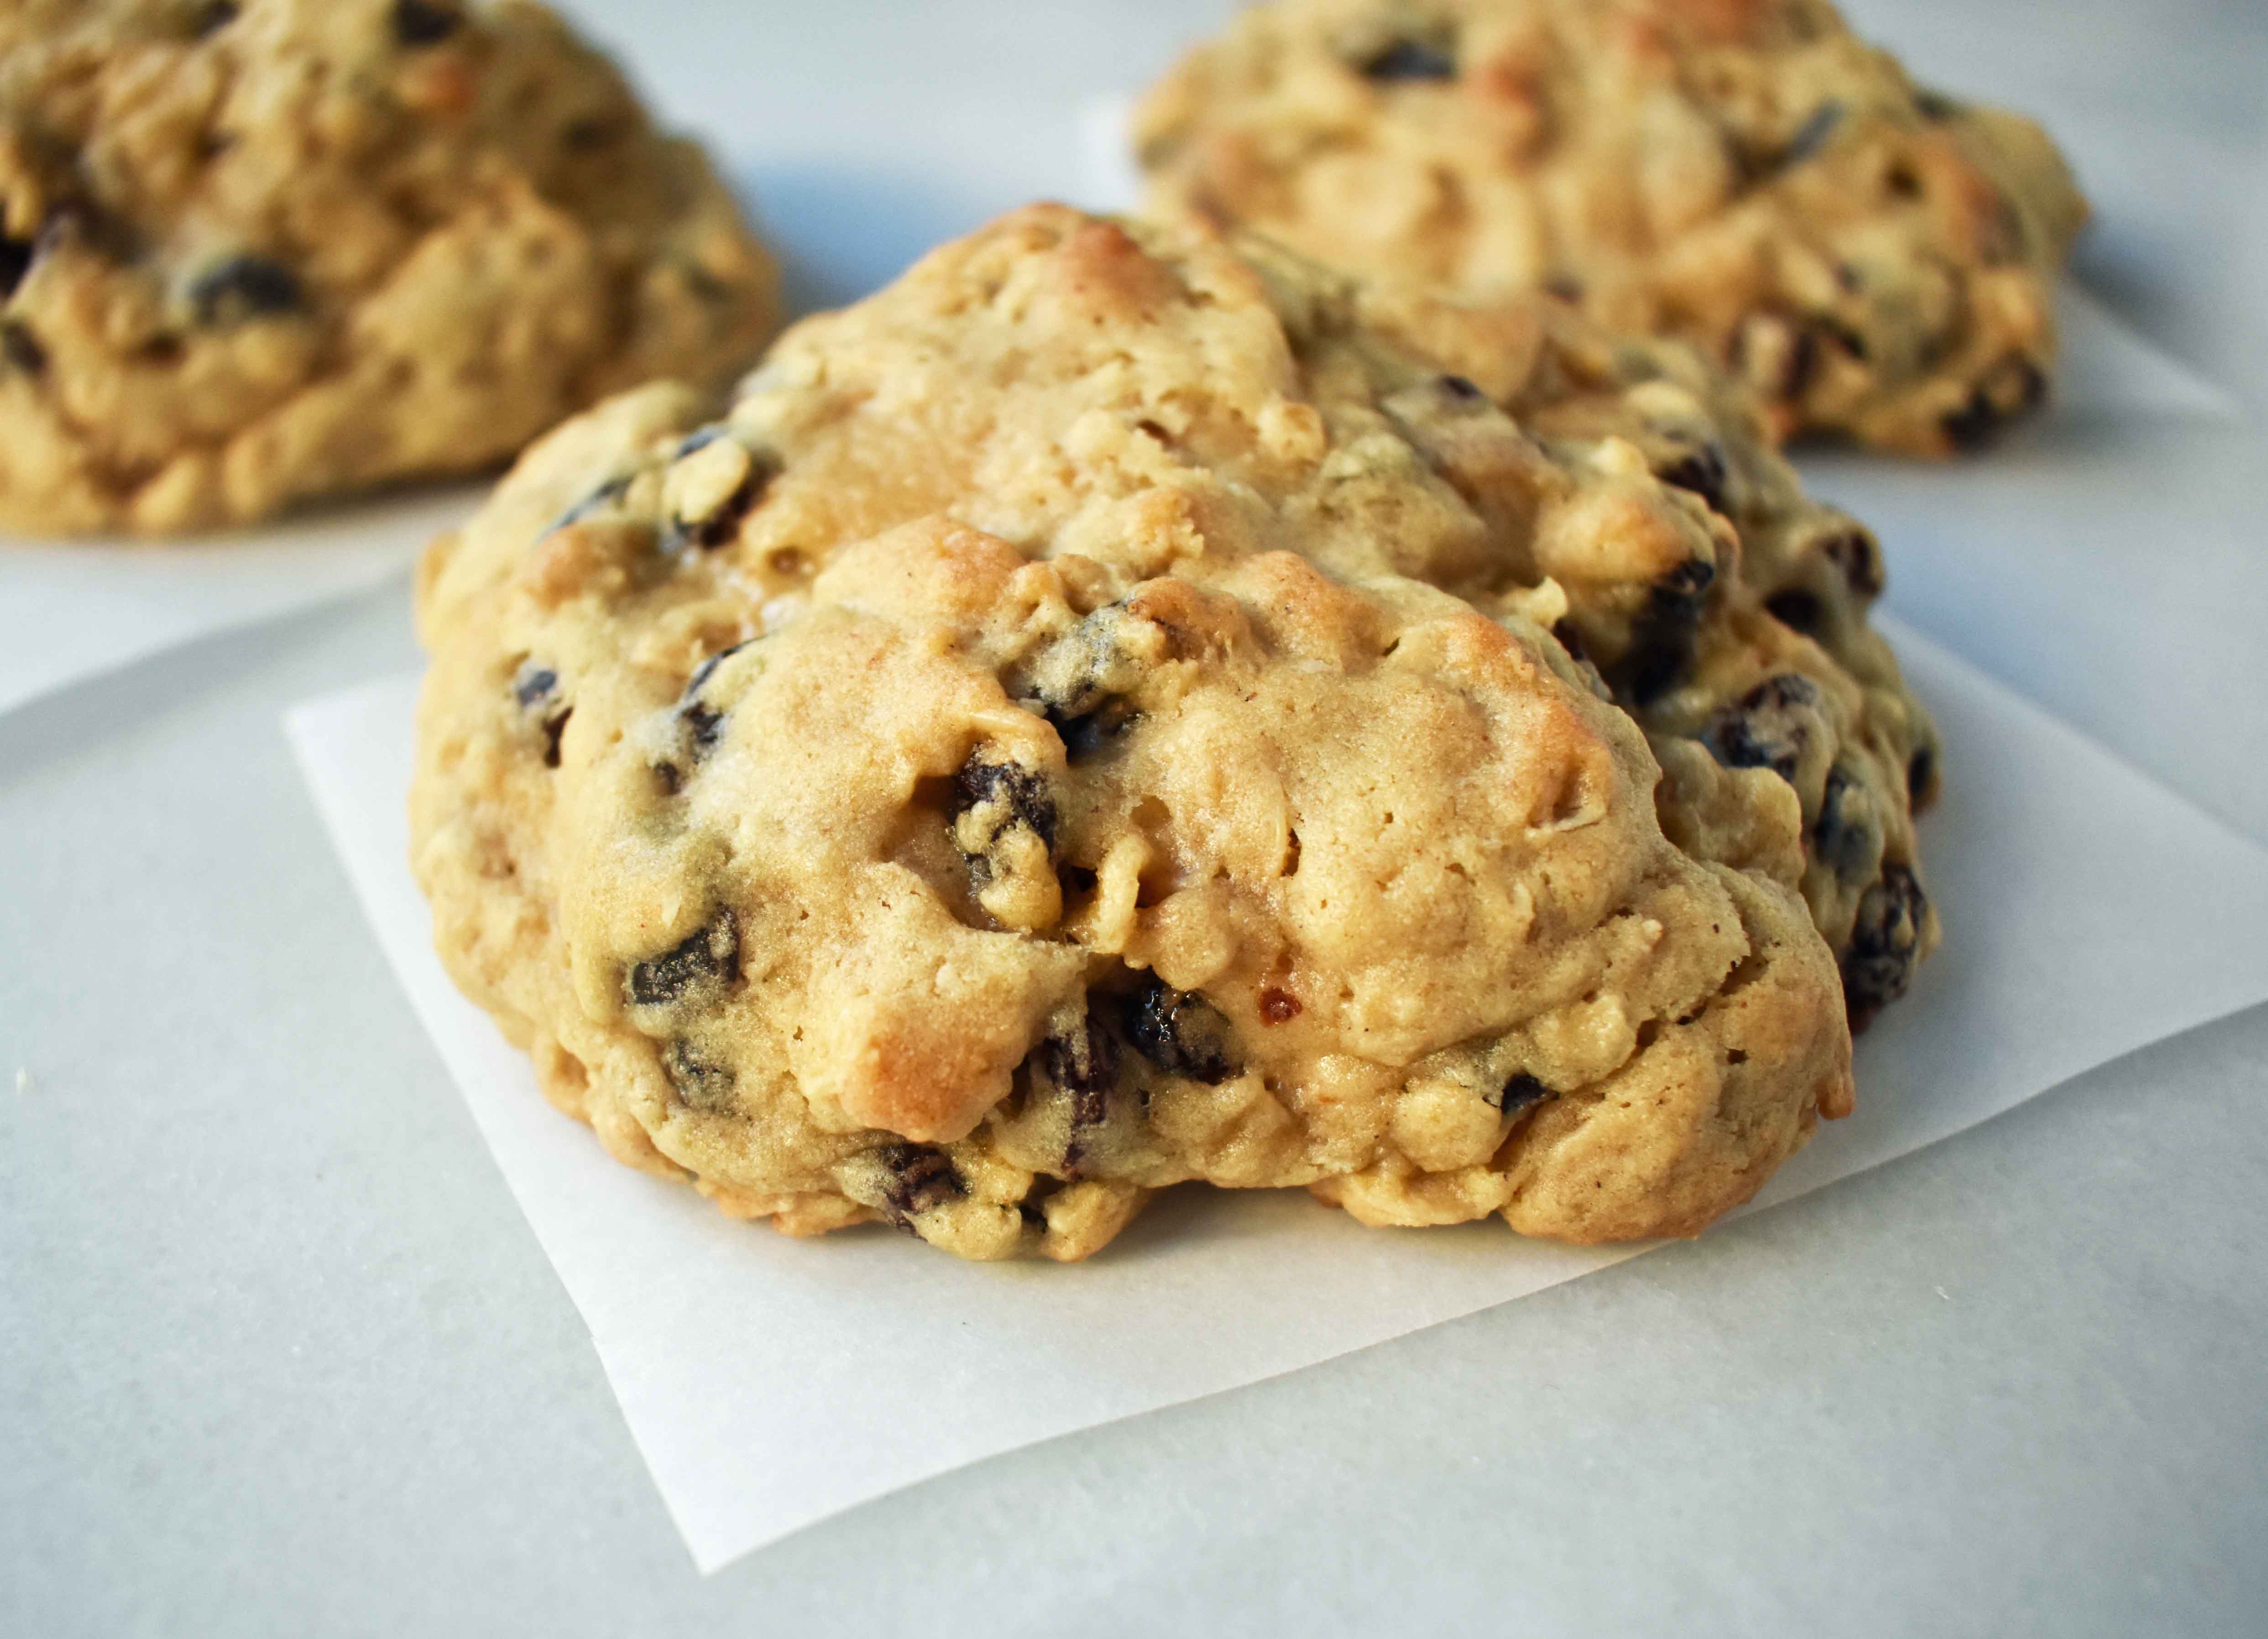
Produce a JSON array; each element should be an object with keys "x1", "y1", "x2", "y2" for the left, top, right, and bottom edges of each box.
[
  {"x1": 1135, "y1": 0, "x2": 2087, "y2": 456},
  {"x1": 412, "y1": 203, "x2": 1929, "y2": 1261},
  {"x1": 0, "y1": 0, "x2": 779, "y2": 534}
]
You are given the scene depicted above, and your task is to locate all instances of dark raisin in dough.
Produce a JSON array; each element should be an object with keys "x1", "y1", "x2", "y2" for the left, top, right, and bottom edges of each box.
[
  {"x1": 1764, "y1": 587, "x2": 1827, "y2": 634},
  {"x1": 393, "y1": 0, "x2": 463, "y2": 47},
  {"x1": 1616, "y1": 558, "x2": 1716, "y2": 704},
  {"x1": 1818, "y1": 526, "x2": 1885, "y2": 599},
  {"x1": 1941, "y1": 356, "x2": 2047, "y2": 452},
  {"x1": 878, "y1": 1144, "x2": 965, "y2": 1223},
  {"x1": 513, "y1": 665, "x2": 560, "y2": 709},
  {"x1": 665, "y1": 462, "x2": 770, "y2": 553},
  {"x1": 1, "y1": 321, "x2": 46, "y2": 376},
  {"x1": 188, "y1": 257, "x2": 304, "y2": 326},
  {"x1": 951, "y1": 754, "x2": 1059, "y2": 886},
  {"x1": 664, "y1": 1041, "x2": 737, "y2": 1112},
  {"x1": 685, "y1": 640, "x2": 754, "y2": 696},
  {"x1": 1843, "y1": 865, "x2": 1929, "y2": 1028},
  {"x1": 1359, "y1": 38, "x2": 1457, "y2": 81},
  {"x1": 1492, "y1": 1072, "x2": 1552, "y2": 1117},
  {"x1": 1704, "y1": 674, "x2": 1828, "y2": 784},
  {"x1": 1780, "y1": 102, "x2": 1846, "y2": 167},
  {"x1": 0, "y1": 236, "x2": 31, "y2": 299},
  {"x1": 626, "y1": 911, "x2": 741, "y2": 1008},
  {"x1": 540, "y1": 709, "x2": 571, "y2": 768},
  {"x1": 1041, "y1": 1013, "x2": 1122, "y2": 1172},
  {"x1": 1813, "y1": 764, "x2": 1880, "y2": 883},
  {"x1": 1657, "y1": 442, "x2": 1730, "y2": 515},
  {"x1": 1121, "y1": 977, "x2": 1238, "y2": 1084},
  {"x1": 1907, "y1": 743, "x2": 1938, "y2": 806}
]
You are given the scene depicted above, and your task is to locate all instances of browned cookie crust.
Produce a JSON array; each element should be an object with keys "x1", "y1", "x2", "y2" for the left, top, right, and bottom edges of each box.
[
  {"x1": 0, "y1": 0, "x2": 779, "y2": 535},
  {"x1": 413, "y1": 204, "x2": 1937, "y2": 1261},
  {"x1": 1137, "y1": 0, "x2": 2087, "y2": 456}
]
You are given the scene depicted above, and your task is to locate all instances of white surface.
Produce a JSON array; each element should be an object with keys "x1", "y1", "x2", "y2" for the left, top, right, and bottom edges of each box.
[
  {"x1": 0, "y1": 487, "x2": 482, "y2": 719},
  {"x1": 284, "y1": 618, "x2": 2268, "y2": 1574},
  {"x1": 7, "y1": 1, "x2": 2268, "y2": 1634}
]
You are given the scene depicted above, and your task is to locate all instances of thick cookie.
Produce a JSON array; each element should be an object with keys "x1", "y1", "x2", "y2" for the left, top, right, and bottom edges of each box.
[
  {"x1": 0, "y1": 0, "x2": 779, "y2": 535},
  {"x1": 413, "y1": 204, "x2": 1928, "y2": 1262},
  {"x1": 1136, "y1": 0, "x2": 2087, "y2": 456}
]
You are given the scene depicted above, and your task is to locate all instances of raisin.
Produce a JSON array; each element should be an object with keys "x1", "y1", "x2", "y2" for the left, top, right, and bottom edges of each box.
[
  {"x1": 1492, "y1": 1072, "x2": 1552, "y2": 1116},
  {"x1": 1780, "y1": 102, "x2": 1846, "y2": 167},
  {"x1": 1818, "y1": 526, "x2": 1886, "y2": 599},
  {"x1": 0, "y1": 236, "x2": 31, "y2": 300},
  {"x1": 664, "y1": 1042, "x2": 736, "y2": 1113},
  {"x1": 1616, "y1": 557, "x2": 1716, "y2": 704},
  {"x1": 563, "y1": 117, "x2": 624, "y2": 152},
  {"x1": 548, "y1": 475, "x2": 630, "y2": 534},
  {"x1": 952, "y1": 753, "x2": 1059, "y2": 871},
  {"x1": 1121, "y1": 977, "x2": 1237, "y2": 1084},
  {"x1": 1813, "y1": 764, "x2": 1880, "y2": 884},
  {"x1": 1, "y1": 321, "x2": 45, "y2": 376},
  {"x1": 193, "y1": 0, "x2": 239, "y2": 34},
  {"x1": 663, "y1": 462, "x2": 770, "y2": 553},
  {"x1": 1019, "y1": 606, "x2": 1148, "y2": 761},
  {"x1": 1843, "y1": 865, "x2": 1928, "y2": 1028},
  {"x1": 1942, "y1": 357, "x2": 2047, "y2": 452},
  {"x1": 878, "y1": 1144, "x2": 964, "y2": 1224},
  {"x1": 393, "y1": 0, "x2": 462, "y2": 46},
  {"x1": 514, "y1": 663, "x2": 572, "y2": 767},
  {"x1": 512, "y1": 664, "x2": 559, "y2": 709},
  {"x1": 1704, "y1": 674, "x2": 1828, "y2": 785},
  {"x1": 1657, "y1": 442, "x2": 1730, "y2": 516},
  {"x1": 1908, "y1": 743, "x2": 1938, "y2": 806},
  {"x1": 685, "y1": 641, "x2": 754, "y2": 697},
  {"x1": 626, "y1": 911, "x2": 740, "y2": 1008},
  {"x1": 679, "y1": 702, "x2": 725, "y2": 757},
  {"x1": 1816, "y1": 314, "x2": 1869, "y2": 362},
  {"x1": 541, "y1": 709, "x2": 571, "y2": 769},
  {"x1": 1735, "y1": 312, "x2": 1821, "y2": 404},
  {"x1": 1048, "y1": 700, "x2": 1136, "y2": 763},
  {"x1": 188, "y1": 256, "x2": 303, "y2": 326},
  {"x1": 1039, "y1": 1014, "x2": 1121, "y2": 1173},
  {"x1": 658, "y1": 647, "x2": 756, "y2": 786},
  {"x1": 1360, "y1": 37, "x2": 1457, "y2": 80},
  {"x1": 1765, "y1": 587, "x2": 1826, "y2": 634}
]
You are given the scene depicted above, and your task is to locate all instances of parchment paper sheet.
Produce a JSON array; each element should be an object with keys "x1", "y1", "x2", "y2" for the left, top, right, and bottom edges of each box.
[{"x1": 286, "y1": 618, "x2": 2268, "y2": 1573}]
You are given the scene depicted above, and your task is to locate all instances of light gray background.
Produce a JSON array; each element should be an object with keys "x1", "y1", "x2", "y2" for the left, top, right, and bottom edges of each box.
[{"x1": 4, "y1": 2, "x2": 2265, "y2": 1634}]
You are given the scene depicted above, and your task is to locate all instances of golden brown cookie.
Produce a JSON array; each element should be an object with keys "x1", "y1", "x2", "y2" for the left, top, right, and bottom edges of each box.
[
  {"x1": 1136, "y1": 0, "x2": 2087, "y2": 456},
  {"x1": 0, "y1": 0, "x2": 779, "y2": 535},
  {"x1": 413, "y1": 204, "x2": 1934, "y2": 1262}
]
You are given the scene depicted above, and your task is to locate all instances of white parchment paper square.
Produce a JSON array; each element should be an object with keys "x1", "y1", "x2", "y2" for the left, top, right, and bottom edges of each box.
[
  {"x1": 0, "y1": 486, "x2": 482, "y2": 718},
  {"x1": 286, "y1": 618, "x2": 2268, "y2": 1574}
]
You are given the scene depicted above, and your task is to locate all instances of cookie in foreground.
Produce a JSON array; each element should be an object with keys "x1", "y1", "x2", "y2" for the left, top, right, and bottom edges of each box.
[
  {"x1": 1136, "y1": 0, "x2": 2087, "y2": 456},
  {"x1": 0, "y1": 0, "x2": 779, "y2": 536},
  {"x1": 412, "y1": 204, "x2": 1937, "y2": 1262}
]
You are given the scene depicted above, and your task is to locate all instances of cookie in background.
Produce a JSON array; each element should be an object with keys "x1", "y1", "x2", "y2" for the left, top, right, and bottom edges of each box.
[
  {"x1": 0, "y1": 0, "x2": 779, "y2": 537},
  {"x1": 1136, "y1": 0, "x2": 2087, "y2": 457}
]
